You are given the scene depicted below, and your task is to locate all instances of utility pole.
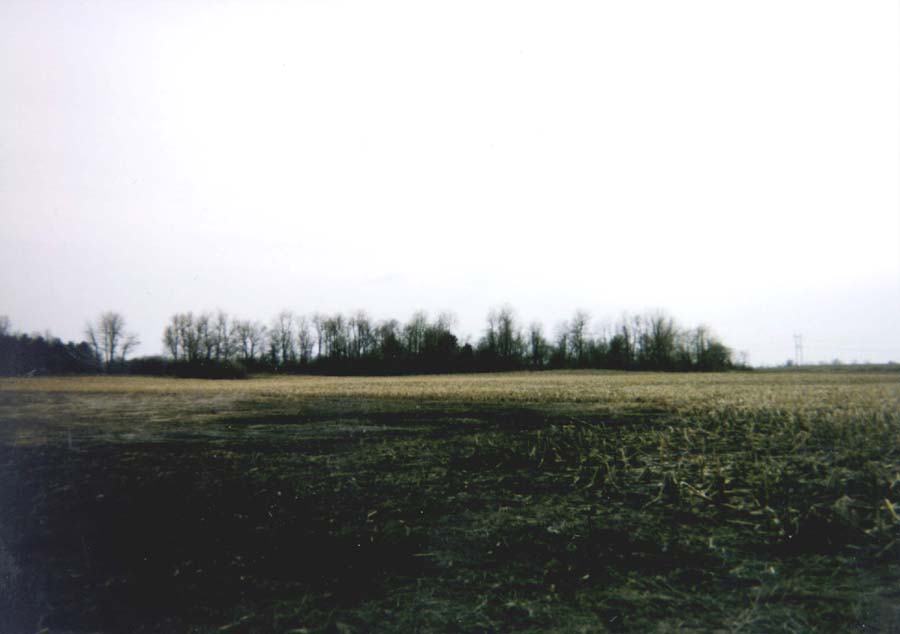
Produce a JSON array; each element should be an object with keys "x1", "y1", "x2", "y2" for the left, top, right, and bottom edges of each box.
[{"x1": 793, "y1": 334, "x2": 803, "y2": 367}]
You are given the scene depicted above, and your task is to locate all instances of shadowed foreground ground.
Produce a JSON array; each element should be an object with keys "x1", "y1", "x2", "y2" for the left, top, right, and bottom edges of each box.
[{"x1": 0, "y1": 372, "x2": 898, "y2": 632}]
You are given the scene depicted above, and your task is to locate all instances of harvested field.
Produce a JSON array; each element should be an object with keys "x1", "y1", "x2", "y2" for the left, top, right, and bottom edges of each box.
[{"x1": 1, "y1": 371, "x2": 898, "y2": 632}]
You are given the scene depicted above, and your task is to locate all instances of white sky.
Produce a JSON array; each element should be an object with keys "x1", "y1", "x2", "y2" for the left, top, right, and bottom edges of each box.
[{"x1": 2, "y1": 0, "x2": 899, "y2": 366}]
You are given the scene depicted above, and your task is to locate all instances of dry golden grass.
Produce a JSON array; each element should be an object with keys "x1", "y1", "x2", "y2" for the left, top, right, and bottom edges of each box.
[
  {"x1": 1, "y1": 369, "x2": 896, "y2": 399},
  {"x1": 2, "y1": 369, "x2": 896, "y2": 419},
  {"x1": 2, "y1": 371, "x2": 896, "y2": 452}
]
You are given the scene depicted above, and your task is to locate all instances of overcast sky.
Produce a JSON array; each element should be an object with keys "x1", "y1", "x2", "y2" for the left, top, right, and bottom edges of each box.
[{"x1": 2, "y1": 1, "x2": 899, "y2": 366}]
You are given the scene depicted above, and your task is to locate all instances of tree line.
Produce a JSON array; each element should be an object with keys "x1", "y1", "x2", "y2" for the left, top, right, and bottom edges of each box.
[
  {"x1": 0, "y1": 316, "x2": 98, "y2": 376},
  {"x1": 0, "y1": 307, "x2": 737, "y2": 378},
  {"x1": 152, "y1": 306, "x2": 735, "y2": 376},
  {"x1": 0, "y1": 312, "x2": 144, "y2": 376}
]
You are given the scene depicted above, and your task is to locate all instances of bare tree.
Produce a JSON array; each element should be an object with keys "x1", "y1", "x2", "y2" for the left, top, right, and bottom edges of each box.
[
  {"x1": 323, "y1": 314, "x2": 348, "y2": 359},
  {"x1": 229, "y1": 319, "x2": 245, "y2": 361},
  {"x1": 495, "y1": 305, "x2": 522, "y2": 361},
  {"x1": 628, "y1": 313, "x2": 646, "y2": 365},
  {"x1": 349, "y1": 310, "x2": 374, "y2": 358},
  {"x1": 689, "y1": 325, "x2": 709, "y2": 368},
  {"x1": 553, "y1": 321, "x2": 569, "y2": 366},
  {"x1": 213, "y1": 311, "x2": 231, "y2": 360},
  {"x1": 194, "y1": 312, "x2": 215, "y2": 360},
  {"x1": 312, "y1": 313, "x2": 325, "y2": 358},
  {"x1": 85, "y1": 311, "x2": 139, "y2": 371},
  {"x1": 231, "y1": 319, "x2": 266, "y2": 362},
  {"x1": 527, "y1": 321, "x2": 549, "y2": 368},
  {"x1": 375, "y1": 319, "x2": 402, "y2": 361},
  {"x1": 270, "y1": 310, "x2": 296, "y2": 365},
  {"x1": 568, "y1": 309, "x2": 590, "y2": 366},
  {"x1": 482, "y1": 309, "x2": 499, "y2": 355},
  {"x1": 231, "y1": 319, "x2": 259, "y2": 361},
  {"x1": 644, "y1": 310, "x2": 677, "y2": 369},
  {"x1": 422, "y1": 311, "x2": 458, "y2": 362},
  {"x1": 163, "y1": 322, "x2": 181, "y2": 360},
  {"x1": 177, "y1": 312, "x2": 200, "y2": 362},
  {"x1": 0, "y1": 315, "x2": 10, "y2": 337},
  {"x1": 404, "y1": 311, "x2": 428, "y2": 357},
  {"x1": 296, "y1": 315, "x2": 314, "y2": 364}
]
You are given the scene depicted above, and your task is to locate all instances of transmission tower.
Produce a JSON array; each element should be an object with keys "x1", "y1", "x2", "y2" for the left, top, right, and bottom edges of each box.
[{"x1": 793, "y1": 334, "x2": 803, "y2": 367}]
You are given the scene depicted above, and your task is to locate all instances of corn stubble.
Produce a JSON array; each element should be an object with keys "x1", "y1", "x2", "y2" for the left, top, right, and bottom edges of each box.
[{"x1": 0, "y1": 371, "x2": 898, "y2": 633}]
